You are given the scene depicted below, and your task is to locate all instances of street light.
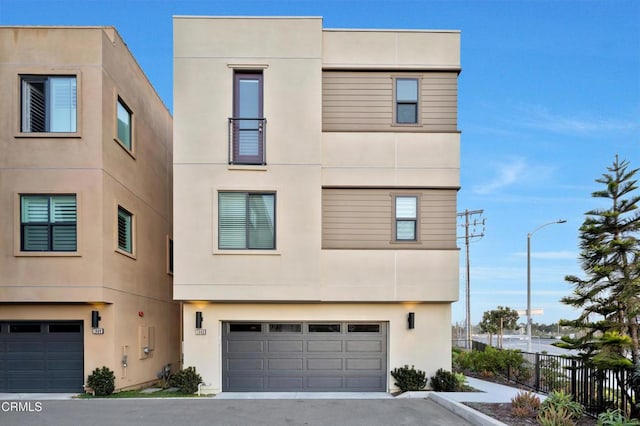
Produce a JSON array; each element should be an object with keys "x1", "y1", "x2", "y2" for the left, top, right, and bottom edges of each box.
[{"x1": 527, "y1": 219, "x2": 566, "y2": 352}]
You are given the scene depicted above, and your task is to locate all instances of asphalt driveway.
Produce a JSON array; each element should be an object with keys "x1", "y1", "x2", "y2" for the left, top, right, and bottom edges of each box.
[{"x1": 0, "y1": 398, "x2": 472, "y2": 426}]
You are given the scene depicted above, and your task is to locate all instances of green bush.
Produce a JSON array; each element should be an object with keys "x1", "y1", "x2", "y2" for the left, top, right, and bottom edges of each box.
[
  {"x1": 429, "y1": 368, "x2": 459, "y2": 392},
  {"x1": 540, "y1": 391, "x2": 584, "y2": 422},
  {"x1": 597, "y1": 409, "x2": 640, "y2": 426},
  {"x1": 454, "y1": 347, "x2": 528, "y2": 379},
  {"x1": 169, "y1": 366, "x2": 202, "y2": 394},
  {"x1": 390, "y1": 365, "x2": 427, "y2": 392},
  {"x1": 511, "y1": 390, "x2": 540, "y2": 418},
  {"x1": 87, "y1": 366, "x2": 115, "y2": 396},
  {"x1": 537, "y1": 405, "x2": 576, "y2": 426}
]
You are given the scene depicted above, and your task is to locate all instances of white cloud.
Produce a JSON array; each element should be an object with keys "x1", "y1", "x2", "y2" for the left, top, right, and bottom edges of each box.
[
  {"x1": 472, "y1": 158, "x2": 527, "y2": 195},
  {"x1": 518, "y1": 105, "x2": 638, "y2": 135},
  {"x1": 513, "y1": 251, "x2": 577, "y2": 260}
]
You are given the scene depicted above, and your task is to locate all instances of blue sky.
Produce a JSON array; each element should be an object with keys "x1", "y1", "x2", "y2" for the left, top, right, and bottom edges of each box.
[{"x1": 2, "y1": 0, "x2": 638, "y2": 326}]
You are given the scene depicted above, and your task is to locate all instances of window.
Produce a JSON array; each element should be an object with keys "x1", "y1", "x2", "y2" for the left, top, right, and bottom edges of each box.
[
  {"x1": 229, "y1": 323, "x2": 262, "y2": 332},
  {"x1": 117, "y1": 206, "x2": 133, "y2": 253},
  {"x1": 21, "y1": 75, "x2": 77, "y2": 133},
  {"x1": 116, "y1": 98, "x2": 132, "y2": 150},
  {"x1": 167, "y1": 238, "x2": 174, "y2": 274},
  {"x1": 308, "y1": 324, "x2": 341, "y2": 333},
  {"x1": 230, "y1": 72, "x2": 265, "y2": 164},
  {"x1": 394, "y1": 78, "x2": 419, "y2": 124},
  {"x1": 218, "y1": 192, "x2": 275, "y2": 249},
  {"x1": 21, "y1": 195, "x2": 77, "y2": 251},
  {"x1": 269, "y1": 323, "x2": 302, "y2": 333},
  {"x1": 395, "y1": 196, "x2": 417, "y2": 241}
]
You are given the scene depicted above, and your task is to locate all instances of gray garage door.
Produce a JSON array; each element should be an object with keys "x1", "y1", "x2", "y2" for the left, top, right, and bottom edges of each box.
[
  {"x1": 0, "y1": 321, "x2": 84, "y2": 392},
  {"x1": 222, "y1": 321, "x2": 387, "y2": 391}
]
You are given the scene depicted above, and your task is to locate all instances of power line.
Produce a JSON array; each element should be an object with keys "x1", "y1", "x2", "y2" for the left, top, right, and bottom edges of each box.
[{"x1": 457, "y1": 209, "x2": 485, "y2": 349}]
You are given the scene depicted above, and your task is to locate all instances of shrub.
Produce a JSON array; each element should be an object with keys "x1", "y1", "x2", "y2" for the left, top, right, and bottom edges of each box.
[
  {"x1": 540, "y1": 391, "x2": 584, "y2": 421},
  {"x1": 169, "y1": 366, "x2": 202, "y2": 394},
  {"x1": 597, "y1": 409, "x2": 640, "y2": 426},
  {"x1": 537, "y1": 405, "x2": 576, "y2": 426},
  {"x1": 390, "y1": 365, "x2": 427, "y2": 392},
  {"x1": 429, "y1": 369, "x2": 458, "y2": 392},
  {"x1": 87, "y1": 366, "x2": 115, "y2": 396},
  {"x1": 454, "y1": 347, "x2": 528, "y2": 379},
  {"x1": 511, "y1": 390, "x2": 540, "y2": 418}
]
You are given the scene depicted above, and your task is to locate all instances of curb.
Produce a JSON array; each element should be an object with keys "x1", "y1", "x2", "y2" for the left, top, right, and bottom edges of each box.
[{"x1": 427, "y1": 393, "x2": 507, "y2": 426}]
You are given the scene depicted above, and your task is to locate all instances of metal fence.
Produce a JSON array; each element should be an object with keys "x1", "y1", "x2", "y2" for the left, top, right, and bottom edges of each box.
[{"x1": 469, "y1": 341, "x2": 637, "y2": 418}]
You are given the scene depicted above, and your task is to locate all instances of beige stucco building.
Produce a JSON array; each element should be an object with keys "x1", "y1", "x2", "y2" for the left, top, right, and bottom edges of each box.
[
  {"x1": 0, "y1": 27, "x2": 179, "y2": 392},
  {"x1": 174, "y1": 16, "x2": 460, "y2": 393}
]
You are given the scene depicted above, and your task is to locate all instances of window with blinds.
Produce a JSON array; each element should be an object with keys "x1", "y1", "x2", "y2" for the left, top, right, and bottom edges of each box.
[
  {"x1": 218, "y1": 192, "x2": 275, "y2": 249},
  {"x1": 117, "y1": 206, "x2": 133, "y2": 253},
  {"x1": 21, "y1": 76, "x2": 77, "y2": 133},
  {"x1": 395, "y1": 195, "x2": 418, "y2": 241},
  {"x1": 21, "y1": 195, "x2": 77, "y2": 251}
]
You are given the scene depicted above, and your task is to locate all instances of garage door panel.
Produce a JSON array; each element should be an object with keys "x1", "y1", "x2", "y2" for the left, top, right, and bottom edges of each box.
[
  {"x1": 222, "y1": 321, "x2": 386, "y2": 392},
  {"x1": 307, "y1": 376, "x2": 344, "y2": 389},
  {"x1": 7, "y1": 341, "x2": 45, "y2": 353},
  {"x1": 267, "y1": 340, "x2": 303, "y2": 353},
  {"x1": 8, "y1": 360, "x2": 45, "y2": 370},
  {"x1": 227, "y1": 340, "x2": 264, "y2": 353},
  {"x1": 267, "y1": 376, "x2": 304, "y2": 390},
  {"x1": 346, "y1": 358, "x2": 383, "y2": 370},
  {"x1": 47, "y1": 359, "x2": 83, "y2": 371},
  {"x1": 227, "y1": 358, "x2": 264, "y2": 371},
  {"x1": 268, "y1": 358, "x2": 303, "y2": 370},
  {"x1": 346, "y1": 340, "x2": 383, "y2": 352},
  {"x1": 307, "y1": 340, "x2": 342, "y2": 352},
  {"x1": 307, "y1": 358, "x2": 342, "y2": 370}
]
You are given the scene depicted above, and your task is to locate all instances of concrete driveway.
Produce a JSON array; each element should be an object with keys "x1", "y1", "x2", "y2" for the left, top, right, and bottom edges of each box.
[{"x1": 0, "y1": 398, "x2": 473, "y2": 426}]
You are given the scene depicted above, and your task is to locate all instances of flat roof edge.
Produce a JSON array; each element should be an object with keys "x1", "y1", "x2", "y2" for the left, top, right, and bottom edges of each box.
[
  {"x1": 173, "y1": 15, "x2": 323, "y2": 20},
  {"x1": 324, "y1": 28, "x2": 460, "y2": 34}
]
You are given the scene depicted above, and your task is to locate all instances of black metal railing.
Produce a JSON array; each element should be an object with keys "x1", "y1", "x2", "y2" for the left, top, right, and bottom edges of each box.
[
  {"x1": 468, "y1": 341, "x2": 637, "y2": 418},
  {"x1": 228, "y1": 117, "x2": 266, "y2": 165}
]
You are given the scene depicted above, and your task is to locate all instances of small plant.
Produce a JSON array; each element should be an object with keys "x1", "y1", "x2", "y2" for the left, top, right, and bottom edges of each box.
[
  {"x1": 87, "y1": 366, "x2": 115, "y2": 396},
  {"x1": 390, "y1": 365, "x2": 427, "y2": 392},
  {"x1": 511, "y1": 390, "x2": 540, "y2": 418},
  {"x1": 540, "y1": 391, "x2": 584, "y2": 421},
  {"x1": 597, "y1": 409, "x2": 640, "y2": 426},
  {"x1": 429, "y1": 368, "x2": 458, "y2": 392},
  {"x1": 453, "y1": 372, "x2": 467, "y2": 390},
  {"x1": 169, "y1": 366, "x2": 202, "y2": 394},
  {"x1": 537, "y1": 405, "x2": 576, "y2": 426}
]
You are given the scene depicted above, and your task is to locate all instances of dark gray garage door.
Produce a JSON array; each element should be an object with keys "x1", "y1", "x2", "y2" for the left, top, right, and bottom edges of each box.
[
  {"x1": 222, "y1": 322, "x2": 387, "y2": 391},
  {"x1": 0, "y1": 321, "x2": 84, "y2": 392}
]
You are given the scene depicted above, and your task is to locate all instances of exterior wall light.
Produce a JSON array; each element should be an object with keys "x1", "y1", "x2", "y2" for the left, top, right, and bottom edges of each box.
[
  {"x1": 91, "y1": 310, "x2": 101, "y2": 328},
  {"x1": 408, "y1": 312, "x2": 415, "y2": 329},
  {"x1": 195, "y1": 311, "x2": 203, "y2": 329}
]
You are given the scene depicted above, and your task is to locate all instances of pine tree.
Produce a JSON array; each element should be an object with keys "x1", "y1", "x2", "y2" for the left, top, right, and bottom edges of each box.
[{"x1": 556, "y1": 156, "x2": 640, "y2": 368}]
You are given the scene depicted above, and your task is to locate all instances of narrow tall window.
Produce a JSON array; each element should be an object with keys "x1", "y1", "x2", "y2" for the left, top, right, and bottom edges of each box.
[
  {"x1": 219, "y1": 192, "x2": 275, "y2": 249},
  {"x1": 117, "y1": 206, "x2": 133, "y2": 253},
  {"x1": 231, "y1": 72, "x2": 264, "y2": 164},
  {"x1": 395, "y1": 196, "x2": 417, "y2": 241},
  {"x1": 21, "y1": 76, "x2": 77, "y2": 133},
  {"x1": 21, "y1": 194, "x2": 77, "y2": 251},
  {"x1": 116, "y1": 98, "x2": 132, "y2": 150},
  {"x1": 395, "y1": 78, "x2": 419, "y2": 124}
]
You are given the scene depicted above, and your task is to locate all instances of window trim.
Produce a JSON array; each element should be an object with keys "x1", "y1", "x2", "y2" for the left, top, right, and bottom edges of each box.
[
  {"x1": 16, "y1": 72, "x2": 82, "y2": 138},
  {"x1": 230, "y1": 71, "x2": 265, "y2": 165},
  {"x1": 391, "y1": 75, "x2": 422, "y2": 127},
  {"x1": 166, "y1": 235, "x2": 173, "y2": 275},
  {"x1": 391, "y1": 193, "x2": 421, "y2": 243},
  {"x1": 115, "y1": 204, "x2": 136, "y2": 259},
  {"x1": 14, "y1": 192, "x2": 81, "y2": 257},
  {"x1": 217, "y1": 191, "x2": 276, "y2": 251},
  {"x1": 114, "y1": 95, "x2": 135, "y2": 158}
]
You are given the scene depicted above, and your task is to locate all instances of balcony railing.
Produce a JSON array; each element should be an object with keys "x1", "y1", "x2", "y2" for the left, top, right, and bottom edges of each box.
[{"x1": 228, "y1": 117, "x2": 266, "y2": 165}]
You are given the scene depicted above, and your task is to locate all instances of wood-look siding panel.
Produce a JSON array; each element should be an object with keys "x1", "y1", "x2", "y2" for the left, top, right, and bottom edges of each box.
[
  {"x1": 322, "y1": 188, "x2": 457, "y2": 250},
  {"x1": 323, "y1": 71, "x2": 458, "y2": 132}
]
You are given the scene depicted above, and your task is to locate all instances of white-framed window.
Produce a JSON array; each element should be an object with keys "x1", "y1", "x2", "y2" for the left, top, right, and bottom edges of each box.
[
  {"x1": 21, "y1": 75, "x2": 77, "y2": 133},
  {"x1": 394, "y1": 77, "x2": 419, "y2": 125},
  {"x1": 218, "y1": 192, "x2": 275, "y2": 249},
  {"x1": 116, "y1": 97, "x2": 133, "y2": 151},
  {"x1": 20, "y1": 194, "x2": 77, "y2": 251},
  {"x1": 394, "y1": 195, "x2": 418, "y2": 241},
  {"x1": 117, "y1": 206, "x2": 133, "y2": 254}
]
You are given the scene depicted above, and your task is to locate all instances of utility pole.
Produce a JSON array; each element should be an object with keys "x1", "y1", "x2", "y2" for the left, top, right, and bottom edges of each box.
[{"x1": 457, "y1": 209, "x2": 485, "y2": 349}]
